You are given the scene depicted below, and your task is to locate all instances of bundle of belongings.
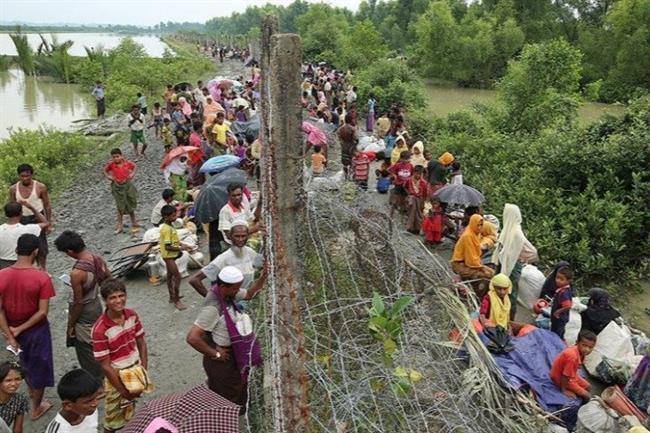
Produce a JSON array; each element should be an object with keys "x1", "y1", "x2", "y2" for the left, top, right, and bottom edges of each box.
[{"x1": 142, "y1": 218, "x2": 205, "y2": 282}]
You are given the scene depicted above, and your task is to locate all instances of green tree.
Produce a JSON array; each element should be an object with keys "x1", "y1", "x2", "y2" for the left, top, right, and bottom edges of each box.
[
  {"x1": 411, "y1": 1, "x2": 459, "y2": 78},
  {"x1": 295, "y1": 4, "x2": 349, "y2": 62},
  {"x1": 338, "y1": 20, "x2": 388, "y2": 70},
  {"x1": 495, "y1": 39, "x2": 583, "y2": 134}
]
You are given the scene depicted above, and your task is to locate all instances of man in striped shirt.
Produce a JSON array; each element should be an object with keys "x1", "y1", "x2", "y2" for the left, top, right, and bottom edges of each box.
[{"x1": 91, "y1": 279, "x2": 148, "y2": 433}]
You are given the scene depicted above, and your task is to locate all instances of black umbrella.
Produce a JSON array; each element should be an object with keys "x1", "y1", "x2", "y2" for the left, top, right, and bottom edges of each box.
[
  {"x1": 194, "y1": 168, "x2": 248, "y2": 224},
  {"x1": 433, "y1": 184, "x2": 485, "y2": 206},
  {"x1": 230, "y1": 114, "x2": 260, "y2": 140}
]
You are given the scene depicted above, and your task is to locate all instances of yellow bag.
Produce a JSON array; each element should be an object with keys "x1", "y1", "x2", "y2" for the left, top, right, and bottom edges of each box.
[{"x1": 118, "y1": 364, "x2": 154, "y2": 395}]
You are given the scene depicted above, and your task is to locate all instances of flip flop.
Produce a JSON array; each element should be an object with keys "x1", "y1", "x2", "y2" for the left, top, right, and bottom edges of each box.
[{"x1": 30, "y1": 401, "x2": 53, "y2": 420}]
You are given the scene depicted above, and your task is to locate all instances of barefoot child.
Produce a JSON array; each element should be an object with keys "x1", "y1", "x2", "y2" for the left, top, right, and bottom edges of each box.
[
  {"x1": 550, "y1": 330, "x2": 596, "y2": 401},
  {"x1": 405, "y1": 165, "x2": 428, "y2": 234},
  {"x1": 151, "y1": 102, "x2": 163, "y2": 139},
  {"x1": 351, "y1": 150, "x2": 371, "y2": 191},
  {"x1": 311, "y1": 145, "x2": 327, "y2": 175},
  {"x1": 423, "y1": 199, "x2": 445, "y2": 244},
  {"x1": 0, "y1": 362, "x2": 29, "y2": 432},
  {"x1": 551, "y1": 266, "x2": 574, "y2": 340},
  {"x1": 45, "y1": 368, "x2": 102, "y2": 432},
  {"x1": 103, "y1": 149, "x2": 140, "y2": 234},
  {"x1": 159, "y1": 205, "x2": 191, "y2": 310}
]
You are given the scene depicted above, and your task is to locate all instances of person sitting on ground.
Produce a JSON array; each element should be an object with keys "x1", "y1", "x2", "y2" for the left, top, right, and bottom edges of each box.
[
  {"x1": 151, "y1": 189, "x2": 180, "y2": 227},
  {"x1": 405, "y1": 165, "x2": 429, "y2": 234},
  {"x1": 0, "y1": 201, "x2": 49, "y2": 270},
  {"x1": 45, "y1": 368, "x2": 102, "y2": 433},
  {"x1": 0, "y1": 361, "x2": 29, "y2": 433},
  {"x1": 351, "y1": 149, "x2": 371, "y2": 191},
  {"x1": 388, "y1": 151, "x2": 413, "y2": 217},
  {"x1": 550, "y1": 330, "x2": 596, "y2": 401},
  {"x1": 189, "y1": 222, "x2": 262, "y2": 299},
  {"x1": 409, "y1": 141, "x2": 427, "y2": 168},
  {"x1": 375, "y1": 157, "x2": 392, "y2": 194},
  {"x1": 550, "y1": 266, "x2": 574, "y2": 340},
  {"x1": 159, "y1": 205, "x2": 193, "y2": 311},
  {"x1": 451, "y1": 214, "x2": 495, "y2": 289},
  {"x1": 580, "y1": 288, "x2": 621, "y2": 335},
  {"x1": 311, "y1": 145, "x2": 327, "y2": 176},
  {"x1": 479, "y1": 273, "x2": 512, "y2": 330},
  {"x1": 186, "y1": 266, "x2": 267, "y2": 412}
]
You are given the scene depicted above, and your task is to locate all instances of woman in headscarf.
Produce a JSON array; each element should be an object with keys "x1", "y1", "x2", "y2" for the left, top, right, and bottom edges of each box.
[
  {"x1": 390, "y1": 135, "x2": 408, "y2": 165},
  {"x1": 479, "y1": 273, "x2": 512, "y2": 329},
  {"x1": 540, "y1": 260, "x2": 571, "y2": 300},
  {"x1": 452, "y1": 214, "x2": 495, "y2": 294},
  {"x1": 410, "y1": 141, "x2": 427, "y2": 168},
  {"x1": 178, "y1": 97, "x2": 193, "y2": 116},
  {"x1": 491, "y1": 203, "x2": 538, "y2": 317},
  {"x1": 580, "y1": 288, "x2": 621, "y2": 335},
  {"x1": 426, "y1": 152, "x2": 454, "y2": 196}
]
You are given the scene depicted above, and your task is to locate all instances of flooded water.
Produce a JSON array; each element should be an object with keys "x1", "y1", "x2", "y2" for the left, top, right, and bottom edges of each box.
[
  {"x1": 425, "y1": 83, "x2": 626, "y2": 123},
  {"x1": 0, "y1": 68, "x2": 92, "y2": 139},
  {"x1": 0, "y1": 32, "x2": 168, "y2": 57}
]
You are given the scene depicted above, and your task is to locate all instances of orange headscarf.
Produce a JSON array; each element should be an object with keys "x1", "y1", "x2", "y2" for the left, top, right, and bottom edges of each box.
[
  {"x1": 438, "y1": 152, "x2": 455, "y2": 166},
  {"x1": 452, "y1": 214, "x2": 483, "y2": 268}
]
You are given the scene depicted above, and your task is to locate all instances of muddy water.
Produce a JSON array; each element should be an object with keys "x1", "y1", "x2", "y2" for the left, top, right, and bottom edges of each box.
[
  {"x1": 425, "y1": 83, "x2": 626, "y2": 123},
  {"x1": 0, "y1": 32, "x2": 168, "y2": 57},
  {"x1": 0, "y1": 68, "x2": 92, "y2": 139}
]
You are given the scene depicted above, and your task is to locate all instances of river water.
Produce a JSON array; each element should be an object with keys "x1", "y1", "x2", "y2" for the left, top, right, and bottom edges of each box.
[{"x1": 0, "y1": 33, "x2": 169, "y2": 139}]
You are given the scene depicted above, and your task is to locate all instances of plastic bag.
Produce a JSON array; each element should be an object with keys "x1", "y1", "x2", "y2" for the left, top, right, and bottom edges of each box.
[
  {"x1": 576, "y1": 398, "x2": 619, "y2": 433},
  {"x1": 584, "y1": 321, "x2": 643, "y2": 378},
  {"x1": 518, "y1": 265, "x2": 545, "y2": 311}
]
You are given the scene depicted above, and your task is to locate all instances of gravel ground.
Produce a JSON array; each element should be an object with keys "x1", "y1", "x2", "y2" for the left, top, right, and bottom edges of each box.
[{"x1": 3, "y1": 59, "x2": 250, "y2": 433}]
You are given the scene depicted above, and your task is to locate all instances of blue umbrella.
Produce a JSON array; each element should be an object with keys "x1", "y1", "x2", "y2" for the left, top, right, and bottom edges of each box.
[{"x1": 199, "y1": 154, "x2": 241, "y2": 174}]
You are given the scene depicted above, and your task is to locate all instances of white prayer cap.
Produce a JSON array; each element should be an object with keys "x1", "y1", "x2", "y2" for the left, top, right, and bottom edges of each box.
[
  {"x1": 230, "y1": 219, "x2": 249, "y2": 230},
  {"x1": 218, "y1": 266, "x2": 244, "y2": 284}
]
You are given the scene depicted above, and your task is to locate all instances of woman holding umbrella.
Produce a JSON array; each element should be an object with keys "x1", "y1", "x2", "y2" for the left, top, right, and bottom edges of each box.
[{"x1": 160, "y1": 146, "x2": 202, "y2": 201}]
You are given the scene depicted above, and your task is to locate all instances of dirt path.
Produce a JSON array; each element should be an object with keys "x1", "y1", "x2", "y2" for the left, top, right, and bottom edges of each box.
[{"x1": 3, "y1": 59, "x2": 250, "y2": 433}]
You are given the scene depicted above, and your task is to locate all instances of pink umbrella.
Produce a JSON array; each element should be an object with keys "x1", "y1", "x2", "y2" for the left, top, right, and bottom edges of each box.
[{"x1": 301, "y1": 122, "x2": 327, "y2": 147}]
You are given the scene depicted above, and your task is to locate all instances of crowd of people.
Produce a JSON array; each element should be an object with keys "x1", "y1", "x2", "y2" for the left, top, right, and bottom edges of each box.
[{"x1": 0, "y1": 51, "x2": 646, "y2": 433}]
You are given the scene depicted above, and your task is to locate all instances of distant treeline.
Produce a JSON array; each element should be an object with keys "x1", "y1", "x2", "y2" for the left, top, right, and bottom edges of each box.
[{"x1": 0, "y1": 21, "x2": 205, "y2": 34}]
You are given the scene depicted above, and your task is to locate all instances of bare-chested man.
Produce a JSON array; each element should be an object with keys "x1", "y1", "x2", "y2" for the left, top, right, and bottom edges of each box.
[{"x1": 9, "y1": 164, "x2": 52, "y2": 270}]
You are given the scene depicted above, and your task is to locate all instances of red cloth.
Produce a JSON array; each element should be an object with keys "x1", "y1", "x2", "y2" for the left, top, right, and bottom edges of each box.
[
  {"x1": 550, "y1": 346, "x2": 590, "y2": 395},
  {"x1": 104, "y1": 160, "x2": 136, "y2": 184},
  {"x1": 479, "y1": 295, "x2": 491, "y2": 317},
  {"x1": 91, "y1": 308, "x2": 144, "y2": 366},
  {"x1": 422, "y1": 213, "x2": 442, "y2": 243},
  {"x1": 406, "y1": 177, "x2": 429, "y2": 198},
  {"x1": 0, "y1": 267, "x2": 55, "y2": 327},
  {"x1": 389, "y1": 161, "x2": 413, "y2": 186},
  {"x1": 352, "y1": 155, "x2": 371, "y2": 181},
  {"x1": 189, "y1": 132, "x2": 201, "y2": 148}
]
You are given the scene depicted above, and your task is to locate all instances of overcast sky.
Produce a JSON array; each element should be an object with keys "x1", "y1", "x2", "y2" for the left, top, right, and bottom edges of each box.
[{"x1": 0, "y1": 0, "x2": 362, "y2": 26}]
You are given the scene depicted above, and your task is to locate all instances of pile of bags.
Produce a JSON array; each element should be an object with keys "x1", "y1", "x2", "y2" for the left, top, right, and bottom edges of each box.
[{"x1": 142, "y1": 219, "x2": 205, "y2": 280}]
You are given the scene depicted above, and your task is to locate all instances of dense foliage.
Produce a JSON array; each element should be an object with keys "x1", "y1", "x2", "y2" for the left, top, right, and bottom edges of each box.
[
  {"x1": 200, "y1": 0, "x2": 648, "y2": 103},
  {"x1": 0, "y1": 130, "x2": 105, "y2": 201}
]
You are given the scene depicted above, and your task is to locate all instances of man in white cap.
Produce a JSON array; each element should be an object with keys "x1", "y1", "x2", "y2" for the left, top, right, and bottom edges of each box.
[
  {"x1": 185, "y1": 265, "x2": 266, "y2": 410},
  {"x1": 188, "y1": 221, "x2": 261, "y2": 300}
]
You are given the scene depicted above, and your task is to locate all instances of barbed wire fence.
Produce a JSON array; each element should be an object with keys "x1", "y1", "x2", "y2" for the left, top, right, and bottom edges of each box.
[{"x1": 242, "y1": 17, "x2": 550, "y2": 433}]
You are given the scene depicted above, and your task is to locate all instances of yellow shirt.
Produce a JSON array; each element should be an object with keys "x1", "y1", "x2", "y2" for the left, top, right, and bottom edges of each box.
[
  {"x1": 212, "y1": 122, "x2": 230, "y2": 145},
  {"x1": 159, "y1": 223, "x2": 180, "y2": 259}
]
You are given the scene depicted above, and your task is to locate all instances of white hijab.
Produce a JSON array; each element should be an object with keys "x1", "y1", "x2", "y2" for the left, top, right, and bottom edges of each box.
[{"x1": 492, "y1": 203, "x2": 526, "y2": 277}]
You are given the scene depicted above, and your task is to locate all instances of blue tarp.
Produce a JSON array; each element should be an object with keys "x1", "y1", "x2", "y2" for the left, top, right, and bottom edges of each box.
[{"x1": 482, "y1": 328, "x2": 582, "y2": 428}]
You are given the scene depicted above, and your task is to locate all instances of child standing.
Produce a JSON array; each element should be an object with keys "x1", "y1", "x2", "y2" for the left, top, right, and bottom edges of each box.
[
  {"x1": 351, "y1": 150, "x2": 371, "y2": 191},
  {"x1": 161, "y1": 118, "x2": 174, "y2": 152},
  {"x1": 0, "y1": 362, "x2": 28, "y2": 433},
  {"x1": 159, "y1": 205, "x2": 189, "y2": 310},
  {"x1": 103, "y1": 148, "x2": 140, "y2": 234},
  {"x1": 91, "y1": 279, "x2": 149, "y2": 432},
  {"x1": 450, "y1": 161, "x2": 463, "y2": 185},
  {"x1": 551, "y1": 266, "x2": 574, "y2": 340},
  {"x1": 405, "y1": 165, "x2": 429, "y2": 234},
  {"x1": 388, "y1": 151, "x2": 414, "y2": 217},
  {"x1": 550, "y1": 330, "x2": 596, "y2": 400},
  {"x1": 423, "y1": 199, "x2": 444, "y2": 244},
  {"x1": 151, "y1": 102, "x2": 163, "y2": 139},
  {"x1": 45, "y1": 368, "x2": 102, "y2": 432},
  {"x1": 311, "y1": 145, "x2": 327, "y2": 175}
]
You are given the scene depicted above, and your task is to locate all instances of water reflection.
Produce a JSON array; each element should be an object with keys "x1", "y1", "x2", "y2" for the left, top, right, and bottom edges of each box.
[{"x1": 0, "y1": 68, "x2": 91, "y2": 139}]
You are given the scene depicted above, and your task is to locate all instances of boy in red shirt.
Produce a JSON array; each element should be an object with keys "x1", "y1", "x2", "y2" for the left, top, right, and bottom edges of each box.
[
  {"x1": 351, "y1": 149, "x2": 371, "y2": 191},
  {"x1": 103, "y1": 148, "x2": 141, "y2": 234},
  {"x1": 550, "y1": 330, "x2": 596, "y2": 401}
]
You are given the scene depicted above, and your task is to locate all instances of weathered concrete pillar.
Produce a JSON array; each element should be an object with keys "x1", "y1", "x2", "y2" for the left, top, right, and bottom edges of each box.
[{"x1": 260, "y1": 23, "x2": 311, "y2": 433}]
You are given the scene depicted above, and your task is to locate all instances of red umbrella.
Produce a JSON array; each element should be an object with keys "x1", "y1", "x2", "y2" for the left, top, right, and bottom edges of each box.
[
  {"x1": 122, "y1": 384, "x2": 240, "y2": 433},
  {"x1": 160, "y1": 146, "x2": 202, "y2": 169}
]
